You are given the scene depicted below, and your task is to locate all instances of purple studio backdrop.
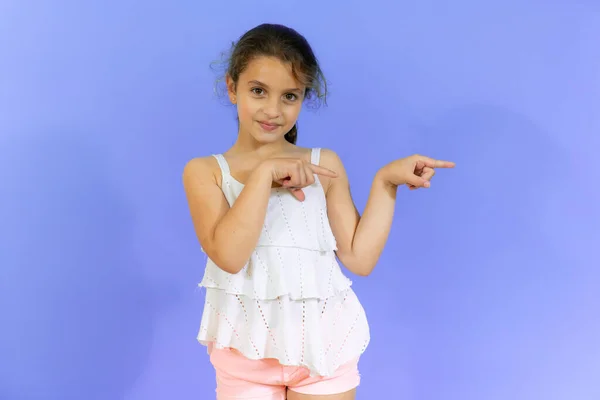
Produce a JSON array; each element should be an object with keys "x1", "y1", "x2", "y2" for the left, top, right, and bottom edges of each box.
[{"x1": 1, "y1": 1, "x2": 599, "y2": 399}]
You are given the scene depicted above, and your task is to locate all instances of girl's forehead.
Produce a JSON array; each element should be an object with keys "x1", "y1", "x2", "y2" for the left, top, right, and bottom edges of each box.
[{"x1": 241, "y1": 57, "x2": 304, "y2": 88}]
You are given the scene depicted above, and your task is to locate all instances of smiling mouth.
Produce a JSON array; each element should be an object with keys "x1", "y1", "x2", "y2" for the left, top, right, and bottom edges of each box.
[{"x1": 258, "y1": 121, "x2": 280, "y2": 131}]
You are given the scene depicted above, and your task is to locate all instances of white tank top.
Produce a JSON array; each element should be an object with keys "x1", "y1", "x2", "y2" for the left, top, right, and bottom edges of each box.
[{"x1": 197, "y1": 148, "x2": 370, "y2": 377}]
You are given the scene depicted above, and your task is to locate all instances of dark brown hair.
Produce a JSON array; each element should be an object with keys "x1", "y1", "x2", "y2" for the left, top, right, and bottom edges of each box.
[{"x1": 216, "y1": 23, "x2": 327, "y2": 144}]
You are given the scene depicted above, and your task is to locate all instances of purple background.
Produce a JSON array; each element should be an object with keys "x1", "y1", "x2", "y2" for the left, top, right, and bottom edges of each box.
[{"x1": 1, "y1": 1, "x2": 599, "y2": 399}]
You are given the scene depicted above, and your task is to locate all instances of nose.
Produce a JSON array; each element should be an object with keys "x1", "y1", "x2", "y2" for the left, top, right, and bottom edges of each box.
[{"x1": 261, "y1": 98, "x2": 282, "y2": 119}]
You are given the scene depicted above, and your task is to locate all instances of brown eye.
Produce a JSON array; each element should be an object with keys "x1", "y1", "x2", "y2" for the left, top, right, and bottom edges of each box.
[
  {"x1": 251, "y1": 88, "x2": 265, "y2": 95},
  {"x1": 285, "y1": 93, "x2": 298, "y2": 101}
]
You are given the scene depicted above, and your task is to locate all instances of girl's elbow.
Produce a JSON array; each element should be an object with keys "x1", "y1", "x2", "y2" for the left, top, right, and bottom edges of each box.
[
  {"x1": 221, "y1": 265, "x2": 244, "y2": 274},
  {"x1": 353, "y1": 266, "x2": 375, "y2": 277},
  {"x1": 338, "y1": 252, "x2": 374, "y2": 277},
  {"x1": 206, "y1": 247, "x2": 247, "y2": 274},
  {"x1": 214, "y1": 256, "x2": 247, "y2": 274}
]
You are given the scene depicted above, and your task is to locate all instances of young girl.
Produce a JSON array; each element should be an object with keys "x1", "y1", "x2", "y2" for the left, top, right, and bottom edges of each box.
[{"x1": 183, "y1": 23, "x2": 454, "y2": 400}]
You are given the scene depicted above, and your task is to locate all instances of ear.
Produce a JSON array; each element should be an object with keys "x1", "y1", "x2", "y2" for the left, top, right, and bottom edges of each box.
[{"x1": 225, "y1": 74, "x2": 237, "y2": 104}]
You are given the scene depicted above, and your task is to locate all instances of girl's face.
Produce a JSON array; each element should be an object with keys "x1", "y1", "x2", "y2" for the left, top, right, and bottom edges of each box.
[{"x1": 227, "y1": 56, "x2": 305, "y2": 144}]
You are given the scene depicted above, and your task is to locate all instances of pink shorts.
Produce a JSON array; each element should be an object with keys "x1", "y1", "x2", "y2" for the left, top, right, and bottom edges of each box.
[{"x1": 209, "y1": 347, "x2": 361, "y2": 399}]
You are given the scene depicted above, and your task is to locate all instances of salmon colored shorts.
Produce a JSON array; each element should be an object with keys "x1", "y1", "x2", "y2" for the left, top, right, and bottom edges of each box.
[{"x1": 209, "y1": 347, "x2": 361, "y2": 399}]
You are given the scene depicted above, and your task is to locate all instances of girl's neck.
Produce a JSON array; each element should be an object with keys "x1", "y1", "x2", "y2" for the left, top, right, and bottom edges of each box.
[{"x1": 229, "y1": 132, "x2": 294, "y2": 158}]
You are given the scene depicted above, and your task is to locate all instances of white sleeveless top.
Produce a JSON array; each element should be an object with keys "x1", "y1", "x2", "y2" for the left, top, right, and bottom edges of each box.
[{"x1": 197, "y1": 148, "x2": 370, "y2": 377}]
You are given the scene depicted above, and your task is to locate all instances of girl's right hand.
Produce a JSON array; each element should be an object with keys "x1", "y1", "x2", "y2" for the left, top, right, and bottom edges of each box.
[{"x1": 261, "y1": 158, "x2": 338, "y2": 201}]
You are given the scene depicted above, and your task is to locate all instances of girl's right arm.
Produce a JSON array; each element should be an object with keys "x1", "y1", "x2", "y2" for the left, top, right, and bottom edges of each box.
[
  {"x1": 183, "y1": 156, "x2": 337, "y2": 274},
  {"x1": 182, "y1": 157, "x2": 273, "y2": 274}
]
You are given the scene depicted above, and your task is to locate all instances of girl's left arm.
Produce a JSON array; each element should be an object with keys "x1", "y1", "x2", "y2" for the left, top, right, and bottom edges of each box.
[{"x1": 321, "y1": 149, "x2": 454, "y2": 276}]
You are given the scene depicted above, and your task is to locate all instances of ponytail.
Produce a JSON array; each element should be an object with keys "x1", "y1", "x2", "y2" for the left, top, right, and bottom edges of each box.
[{"x1": 284, "y1": 123, "x2": 298, "y2": 144}]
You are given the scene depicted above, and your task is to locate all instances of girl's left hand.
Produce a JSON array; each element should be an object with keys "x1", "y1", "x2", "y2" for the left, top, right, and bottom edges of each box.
[{"x1": 379, "y1": 154, "x2": 455, "y2": 190}]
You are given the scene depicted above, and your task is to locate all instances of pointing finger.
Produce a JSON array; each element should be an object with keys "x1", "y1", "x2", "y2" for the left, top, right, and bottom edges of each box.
[
  {"x1": 433, "y1": 160, "x2": 455, "y2": 168},
  {"x1": 308, "y1": 164, "x2": 338, "y2": 178},
  {"x1": 415, "y1": 156, "x2": 455, "y2": 169}
]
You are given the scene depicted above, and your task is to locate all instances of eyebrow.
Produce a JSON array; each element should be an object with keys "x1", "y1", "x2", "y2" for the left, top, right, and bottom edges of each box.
[{"x1": 248, "y1": 80, "x2": 303, "y2": 94}]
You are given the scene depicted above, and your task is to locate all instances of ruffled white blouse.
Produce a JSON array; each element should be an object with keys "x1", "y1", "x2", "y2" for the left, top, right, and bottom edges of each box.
[{"x1": 197, "y1": 148, "x2": 370, "y2": 377}]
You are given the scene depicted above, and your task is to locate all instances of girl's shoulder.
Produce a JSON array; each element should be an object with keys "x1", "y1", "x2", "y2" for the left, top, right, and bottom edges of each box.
[
  {"x1": 305, "y1": 147, "x2": 347, "y2": 193},
  {"x1": 182, "y1": 155, "x2": 223, "y2": 188},
  {"x1": 316, "y1": 148, "x2": 343, "y2": 167},
  {"x1": 287, "y1": 146, "x2": 342, "y2": 166}
]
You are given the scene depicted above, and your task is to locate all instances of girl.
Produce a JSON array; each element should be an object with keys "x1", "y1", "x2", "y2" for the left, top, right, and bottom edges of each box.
[{"x1": 183, "y1": 23, "x2": 454, "y2": 400}]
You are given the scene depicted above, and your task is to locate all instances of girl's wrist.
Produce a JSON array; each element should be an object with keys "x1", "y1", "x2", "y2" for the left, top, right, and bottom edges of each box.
[
  {"x1": 375, "y1": 166, "x2": 398, "y2": 187},
  {"x1": 255, "y1": 159, "x2": 272, "y2": 177},
  {"x1": 250, "y1": 160, "x2": 276, "y2": 187},
  {"x1": 375, "y1": 167, "x2": 401, "y2": 191}
]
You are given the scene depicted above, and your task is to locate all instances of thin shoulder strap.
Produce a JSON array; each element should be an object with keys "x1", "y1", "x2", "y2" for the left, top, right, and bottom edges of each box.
[
  {"x1": 310, "y1": 148, "x2": 321, "y2": 165},
  {"x1": 212, "y1": 154, "x2": 230, "y2": 175}
]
